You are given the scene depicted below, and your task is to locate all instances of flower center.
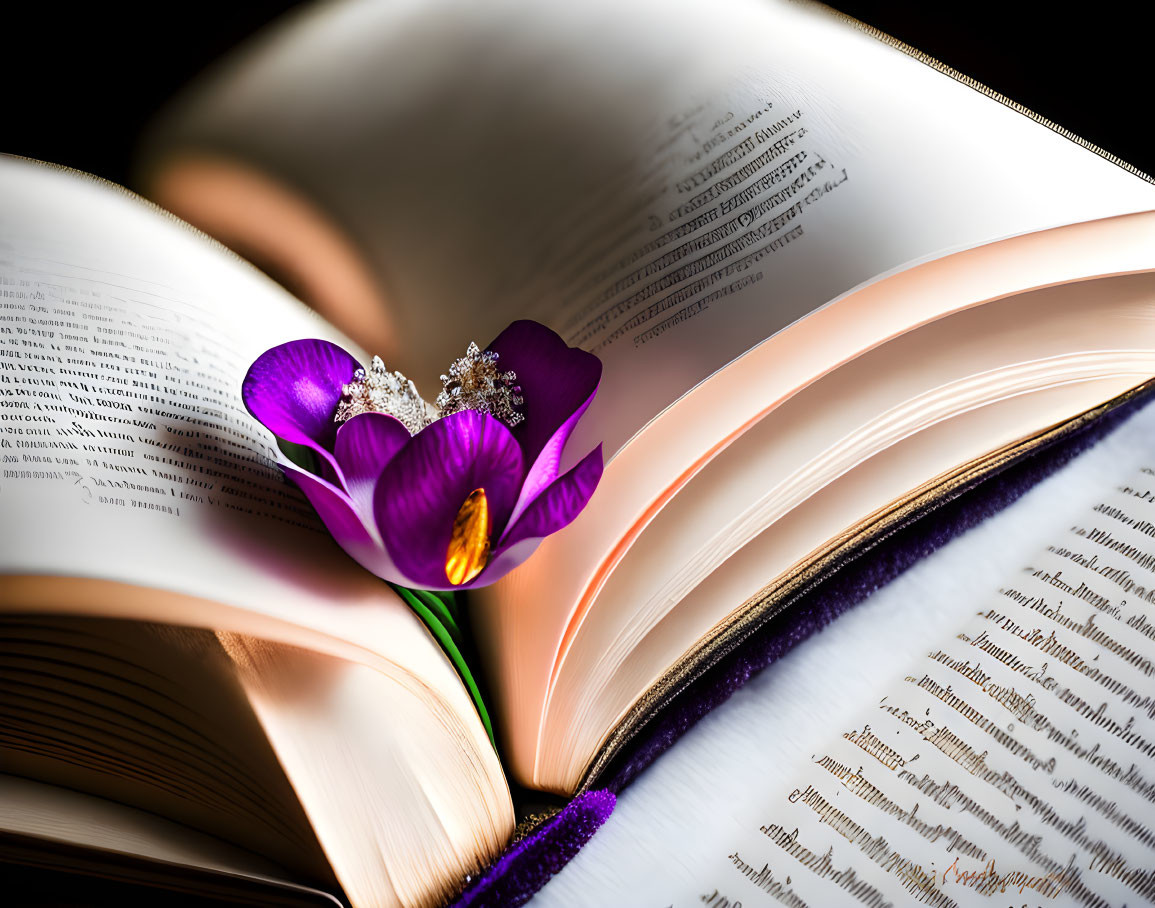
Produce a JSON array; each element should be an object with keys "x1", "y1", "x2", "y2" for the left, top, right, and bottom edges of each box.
[
  {"x1": 436, "y1": 342, "x2": 524, "y2": 428},
  {"x1": 445, "y1": 488, "x2": 491, "y2": 585},
  {"x1": 334, "y1": 344, "x2": 524, "y2": 433},
  {"x1": 334, "y1": 356, "x2": 436, "y2": 435}
]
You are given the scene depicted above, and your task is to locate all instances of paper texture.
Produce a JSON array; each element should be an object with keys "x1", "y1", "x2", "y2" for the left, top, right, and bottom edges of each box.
[{"x1": 535, "y1": 399, "x2": 1155, "y2": 906}]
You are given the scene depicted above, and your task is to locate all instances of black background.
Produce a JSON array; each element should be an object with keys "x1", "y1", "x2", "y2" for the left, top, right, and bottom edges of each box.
[{"x1": 3, "y1": 2, "x2": 1153, "y2": 188}]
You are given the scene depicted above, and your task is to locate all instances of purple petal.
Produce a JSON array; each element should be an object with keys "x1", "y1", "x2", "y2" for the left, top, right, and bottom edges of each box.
[
  {"x1": 373, "y1": 410, "x2": 525, "y2": 589},
  {"x1": 465, "y1": 446, "x2": 602, "y2": 588},
  {"x1": 280, "y1": 461, "x2": 417, "y2": 586},
  {"x1": 280, "y1": 462, "x2": 376, "y2": 548},
  {"x1": 507, "y1": 385, "x2": 597, "y2": 529},
  {"x1": 487, "y1": 320, "x2": 601, "y2": 473},
  {"x1": 334, "y1": 412, "x2": 409, "y2": 518},
  {"x1": 498, "y1": 445, "x2": 603, "y2": 551},
  {"x1": 467, "y1": 537, "x2": 542, "y2": 589},
  {"x1": 243, "y1": 339, "x2": 361, "y2": 472}
]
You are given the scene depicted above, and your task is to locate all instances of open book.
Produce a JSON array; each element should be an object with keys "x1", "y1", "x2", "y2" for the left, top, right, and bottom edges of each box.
[{"x1": 3, "y1": 0, "x2": 1155, "y2": 905}]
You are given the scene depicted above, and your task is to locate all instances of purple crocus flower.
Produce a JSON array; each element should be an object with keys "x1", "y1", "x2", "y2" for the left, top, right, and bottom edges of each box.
[{"x1": 242, "y1": 320, "x2": 602, "y2": 590}]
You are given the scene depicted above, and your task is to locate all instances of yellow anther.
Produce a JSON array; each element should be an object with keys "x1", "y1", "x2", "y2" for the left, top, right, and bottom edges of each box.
[{"x1": 445, "y1": 488, "x2": 491, "y2": 585}]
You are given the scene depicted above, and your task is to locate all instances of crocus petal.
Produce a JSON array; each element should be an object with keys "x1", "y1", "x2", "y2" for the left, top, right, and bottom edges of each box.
[
  {"x1": 466, "y1": 447, "x2": 602, "y2": 588},
  {"x1": 280, "y1": 461, "x2": 375, "y2": 548},
  {"x1": 468, "y1": 537, "x2": 542, "y2": 589},
  {"x1": 506, "y1": 384, "x2": 597, "y2": 529},
  {"x1": 334, "y1": 412, "x2": 410, "y2": 518},
  {"x1": 487, "y1": 320, "x2": 601, "y2": 472},
  {"x1": 280, "y1": 461, "x2": 418, "y2": 586},
  {"x1": 373, "y1": 410, "x2": 524, "y2": 589},
  {"x1": 243, "y1": 339, "x2": 361, "y2": 473},
  {"x1": 498, "y1": 445, "x2": 603, "y2": 551}
]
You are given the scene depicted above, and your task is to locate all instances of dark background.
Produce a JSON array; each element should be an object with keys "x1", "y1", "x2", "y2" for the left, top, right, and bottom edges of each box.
[{"x1": 4, "y1": 1, "x2": 1153, "y2": 188}]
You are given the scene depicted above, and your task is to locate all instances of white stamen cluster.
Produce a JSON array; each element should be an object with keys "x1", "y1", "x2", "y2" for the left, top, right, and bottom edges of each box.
[
  {"x1": 436, "y1": 342, "x2": 524, "y2": 429},
  {"x1": 333, "y1": 344, "x2": 526, "y2": 434},
  {"x1": 333, "y1": 356, "x2": 437, "y2": 435}
]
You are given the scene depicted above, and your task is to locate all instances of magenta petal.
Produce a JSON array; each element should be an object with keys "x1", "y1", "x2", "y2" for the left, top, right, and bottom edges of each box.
[
  {"x1": 468, "y1": 537, "x2": 542, "y2": 589},
  {"x1": 334, "y1": 412, "x2": 409, "y2": 518},
  {"x1": 487, "y1": 320, "x2": 601, "y2": 470},
  {"x1": 498, "y1": 445, "x2": 603, "y2": 551},
  {"x1": 281, "y1": 461, "x2": 416, "y2": 585},
  {"x1": 281, "y1": 462, "x2": 375, "y2": 548},
  {"x1": 507, "y1": 384, "x2": 597, "y2": 528},
  {"x1": 373, "y1": 411, "x2": 524, "y2": 589},
  {"x1": 243, "y1": 339, "x2": 361, "y2": 469},
  {"x1": 465, "y1": 446, "x2": 602, "y2": 588}
]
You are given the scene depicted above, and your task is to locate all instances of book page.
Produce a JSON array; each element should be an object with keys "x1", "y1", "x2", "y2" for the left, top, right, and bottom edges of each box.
[
  {"x1": 0, "y1": 777, "x2": 341, "y2": 907},
  {"x1": 0, "y1": 158, "x2": 514, "y2": 899},
  {"x1": 532, "y1": 403, "x2": 1155, "y2": 906},
  {"x1": 219, "y1": 634, "x2": 516, "y2": 908},
  {"x1": 722, "y1": 488, "x2": 1155, "y2": 907},
  {"x1": 478, "y1": 217, "x2": 1155, "y2": 791},
  {"x1": 0, "y1": 158, "x2": 472, "y2": 704},
  {"x1": 145, "y1": 0, "x2": 1155, "y2": 455},
  {"x1": 0, "y1": 617, "x2": 333, "y2": 881},
  {"x1": 144, "y1": 0, "x2": 1155, "y2": 794}
]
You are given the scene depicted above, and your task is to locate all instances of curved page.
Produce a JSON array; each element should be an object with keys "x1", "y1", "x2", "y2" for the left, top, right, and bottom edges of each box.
[
  {"x1": 146, "y1": 0, "x2": 1155, "y2": 457},
  {"x1": 479, "y1": 215, "x2": 1155, "y2": 786},
  {"x1": 0, "y1": 158, "x2": 488, "y2": 762}
]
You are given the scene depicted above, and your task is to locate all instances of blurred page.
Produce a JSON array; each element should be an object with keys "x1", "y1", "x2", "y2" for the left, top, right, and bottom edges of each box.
[{"x1": 148, "y1": 0, "x2": 1155, "y2": 454}]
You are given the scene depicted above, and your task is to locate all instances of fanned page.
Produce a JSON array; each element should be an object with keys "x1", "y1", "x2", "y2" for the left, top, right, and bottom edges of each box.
[
  {"x1": 217, "y1": 633, "x2": 515, "y2": 908},
  {"x1": 0, "y1": 157, "x2": 512, "y2": 903},
  {"x1": 534, "y1": 389, "x2": 1155, "y2": 906},
  {"x1": 140, "y1": 0, "x2": 1155, "y2": 791}
]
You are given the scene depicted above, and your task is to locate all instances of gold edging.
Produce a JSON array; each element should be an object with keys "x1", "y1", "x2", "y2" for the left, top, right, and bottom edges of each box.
[
  {"x1": 578, "y1": 378, "x2": 1155, "y2": 792},
  {"x1": 816, "y1": 3, "x2": 1153, "y2": 184},
  {"x1": 511, "y1": 807, "x2": 563, "y2": 843}
]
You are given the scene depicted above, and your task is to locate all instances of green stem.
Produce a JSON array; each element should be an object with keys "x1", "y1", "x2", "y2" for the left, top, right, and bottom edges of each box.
[{"x1": 390, "y1": 584, "x2": 495, "y2": 750}]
